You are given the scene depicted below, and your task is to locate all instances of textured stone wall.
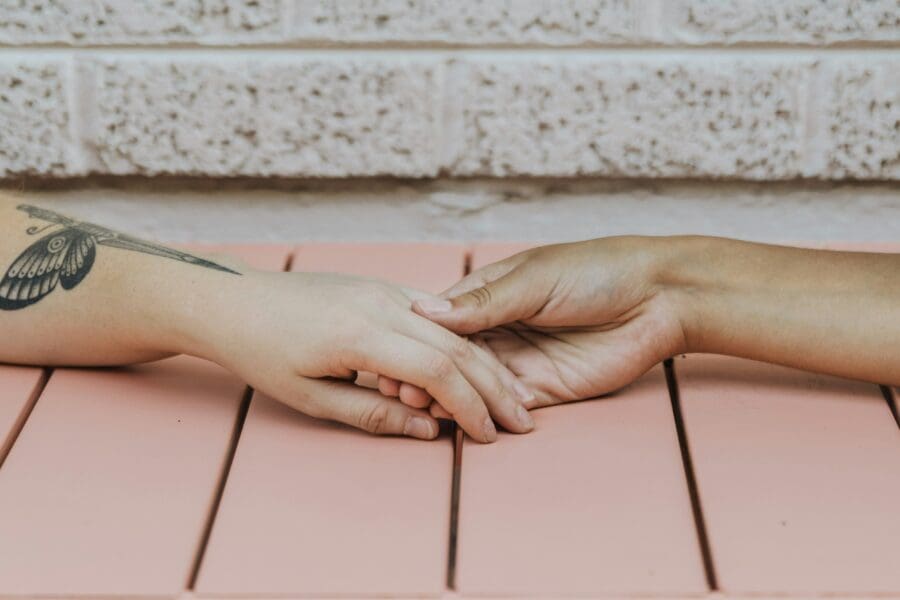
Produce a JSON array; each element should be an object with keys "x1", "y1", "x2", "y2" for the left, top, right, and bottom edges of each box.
[
  {"x1": 1, "y1": 1, "x2": 897, "y2": 45},
  {"x1": 1, "y1": 0, "x2": 898, "y2": 180}
]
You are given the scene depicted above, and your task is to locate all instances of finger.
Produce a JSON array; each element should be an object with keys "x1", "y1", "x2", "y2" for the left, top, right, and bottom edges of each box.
[
  {"x1": 478, "y1": 329, "x2": 565, "y2": 410},
  {"x1": 397, "y1": 317, "x2": 534, "y2": 434},
  {"x1": 299, "y1": 378, "x2": 439, "y2": 440},
  {"x1": 378, "y1": 374, "x2": 401, "y2": 397},
  {"x1": 396, "y1": 285, "x2": 433, "y2": 303},
  {"x1": 468, "y1": 336, "x2": 535, "y2": 430},
  {"x1": 354, "y1": 370, "x2": 379, "y2": 389},
  {"x1": 413, "y1": 267, "x2": 542, "y2": 335},
  {"x1": 439, "y1": 254, "x2": 525, "y2": 299},
  {"x1": 399, "y1": 382, "x2": 432, "y2": 408},
  {"x1": 430, "y1": 402, "x2": 454, "y2": 420},
  {"x1": 470, "y1": 334, "x2": 537, "y2": 412},
  {"x1": 347, "y1": 333, "x2": 497, "y2": 443}
]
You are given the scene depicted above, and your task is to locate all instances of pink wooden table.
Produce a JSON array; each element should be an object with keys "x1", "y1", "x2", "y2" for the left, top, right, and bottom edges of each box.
[{"x1": 0, "y1": 243, "x2": 897, "y2": 599}]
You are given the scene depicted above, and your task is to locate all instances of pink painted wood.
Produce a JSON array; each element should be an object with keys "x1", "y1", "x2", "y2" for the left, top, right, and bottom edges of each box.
[
  {"x1": 0, "y1": 365, "x2": 45, "y2": 464},
  {"x1": 184, "y1": 243, "x2": 292, "y2": 272},
  {"x1": 195, "y1": 244, "x2": 466, "y2": 597},
  {"x1": 0, "y1": 246, "x2": 288, "y2": 597},
  {"x1": 457, "y1": 364, "x2": 708, "y2": 596},
  {"x1": 455, "y1": 244, "x2": 707, "y2": 596},
  {"x1": 466, "y1": 242, "x2": 535, "y2": 270},
  {"x1": 676, "y1": 354, "x2": 900, "y2": 595}
]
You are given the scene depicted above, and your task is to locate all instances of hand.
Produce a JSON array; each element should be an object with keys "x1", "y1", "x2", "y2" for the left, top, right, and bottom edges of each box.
[
  {"x1": 183, "y1": 270, "x2": 535, "y2": 442},
  {"x1": 410, "y1": 237, "x2": 687, "y2": 408}
]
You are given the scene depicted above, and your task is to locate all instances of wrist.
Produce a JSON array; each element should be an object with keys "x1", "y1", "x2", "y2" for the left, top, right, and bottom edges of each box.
[
  {"x1": 650, "y1": 235, "x2": 728, "y2": 356},
  {"x1": 120, "y1": 255, "x2": 251, "y2": 364},
  {"x1": 155, "y1": 274, "x2": 218, "y2": 360}
]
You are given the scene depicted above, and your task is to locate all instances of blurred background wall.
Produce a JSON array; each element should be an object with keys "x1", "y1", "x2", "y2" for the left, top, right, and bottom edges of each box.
[{"x1": 0, "y1": 0, "x2": 897, "y2": 242}]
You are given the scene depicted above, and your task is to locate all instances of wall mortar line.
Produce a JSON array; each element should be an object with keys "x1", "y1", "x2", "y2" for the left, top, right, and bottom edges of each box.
[{"x1": 2, "y1": 46, "x2": 900, "y2": 56}]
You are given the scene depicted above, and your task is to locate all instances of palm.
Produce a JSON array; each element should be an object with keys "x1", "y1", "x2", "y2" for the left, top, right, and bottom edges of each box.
[{"x1": 479, "y1": 305, "x2": 680, "y2": 409}]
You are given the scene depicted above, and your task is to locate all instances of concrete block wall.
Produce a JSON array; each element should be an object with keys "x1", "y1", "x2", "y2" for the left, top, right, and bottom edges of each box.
[{"x1": 0, "y1": 0, "x2": 897, "y2": 180}]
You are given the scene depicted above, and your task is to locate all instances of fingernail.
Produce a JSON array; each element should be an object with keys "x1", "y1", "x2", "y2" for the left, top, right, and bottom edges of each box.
[
  {"x1": 404, "y1": 417, "x2": 436, "y2": 440},
  {"x1": 482, "y1": 416, "x2": 497, "y2": 443},
  {"x1": 416, "y1": 298, "x2": 452, "y2": 314},
  {"x1": 516, "y1": 404, "x2": 535, "y2": 431},
  {"x1": 513, "y1": 380, "x2": 535, "y2": 404}
]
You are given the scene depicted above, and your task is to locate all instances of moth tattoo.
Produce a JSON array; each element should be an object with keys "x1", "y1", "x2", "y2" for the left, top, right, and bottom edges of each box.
[{"x1": 0, "y1": 204, "x2": 239, "y2": 311}]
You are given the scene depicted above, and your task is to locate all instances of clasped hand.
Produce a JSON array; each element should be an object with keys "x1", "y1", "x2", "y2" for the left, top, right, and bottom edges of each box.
[
  {"x1": 175, "y1": 236, "x2": 900, "y2": 441},
  {"x1": 199, "y1": 238, "x2": 681, "y2": 443},
  {"x1": 387, "y1": 237, "x2": 683, "y2": 422}
]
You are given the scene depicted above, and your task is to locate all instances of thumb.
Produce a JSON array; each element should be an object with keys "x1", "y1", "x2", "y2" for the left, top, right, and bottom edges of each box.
[
  {"x1": 412, "y1": 270, "x2": 532, "y2": 334},
  {"x1": 302, "y1": 379, "x2": 440, "y2": 440}
]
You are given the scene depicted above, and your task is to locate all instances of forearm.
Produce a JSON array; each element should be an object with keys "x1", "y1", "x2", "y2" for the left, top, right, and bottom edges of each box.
[
  {"x1": 661, "y1": 236, "x2": 900, "y2": 385},
  {"x1": 0, "y1": 198, "x2": 240, "y2": 366},
  {"x1": 0, "y1": 198, "x2": 529, "y2": 441}
]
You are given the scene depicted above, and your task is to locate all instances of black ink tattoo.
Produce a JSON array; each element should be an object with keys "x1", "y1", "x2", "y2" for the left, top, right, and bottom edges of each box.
[{"x1": 0, "y1": 204, "x2": 239, "y2": 310}]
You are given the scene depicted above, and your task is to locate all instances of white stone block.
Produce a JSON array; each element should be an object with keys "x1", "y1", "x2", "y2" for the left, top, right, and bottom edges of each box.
[
  {"x1": 666, "y1": 0, "x2": 900, "y2": 44},
  {"x1": 289, "y1": 0, "x2": 637, "y2": 44},
  {"x1": 0, "y1": 0, "x2": 283, "y2": 44},
  {"x1": 821, "y1": 59, "x2": 899, "y2": 179},
  {"x1": 444, "y1": 57, "x2": 810, "y2": 178},
  {"x1": 0, "y1": 58, "x2": 74, "y2": 176},
  {"x1": 86, "y1": 56, "x2": 440, "y2": 176}
]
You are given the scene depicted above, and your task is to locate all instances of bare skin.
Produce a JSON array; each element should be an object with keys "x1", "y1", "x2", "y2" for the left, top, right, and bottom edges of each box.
[
  {"x1": 388, "y1": 237, "x2": 899, "y2": 415},
  {"x1": 0, "y1": 196, "x2": 534, "y2": 442}
]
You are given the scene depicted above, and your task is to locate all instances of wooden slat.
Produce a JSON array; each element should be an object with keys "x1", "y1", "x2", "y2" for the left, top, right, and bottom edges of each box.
[
  {"x1": 0, "y1": 246, "x2": 288, "y2": 597},
  {"x1": 456, "y1": 360, "x2": 707, "y2": 596},
  {"x1": 676, "y1": 354, "x2": 900, "y2": 595},
  {"x1": 195, "y1": 244, "x2": 465, "y2": 597},
  {"x1": 459, "y1": 242, "x2": 706, "y2": 596},
  {"x1": 466, "y1": 242, "x2": 535, "y2": 269},
  {"x1": 0, "y1": 365, "x2": 45, "y2": 464},
  {"x1": 184, "y1": 243, "x2": 293, "y2": 273}
]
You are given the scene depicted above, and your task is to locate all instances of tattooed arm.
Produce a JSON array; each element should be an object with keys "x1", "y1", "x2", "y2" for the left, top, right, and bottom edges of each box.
[
  {"x1": 0, "y1": 197, "x2": 534, "y2": 442},
  {"x1": 0, "y1": 199, "x2": 227, "y2": 364}
]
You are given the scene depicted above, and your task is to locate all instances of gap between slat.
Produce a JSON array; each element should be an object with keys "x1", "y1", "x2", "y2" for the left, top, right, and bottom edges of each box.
[
  {"x1": 445, "y1": 248, "x2": 473, "y2": 590},
  {"x1": 187, "y1": 386, "x2": 253, "y2": 590},
  {"x1": 880, "y1": 385, "x2": 899, "y2": 429},
  {"x1": 664, "y1": 358, "x2": 718, "y2": 591},
  {"x1": 446, "y1": 423, "x2": 464, "y2": 590},
  {"x1": 282, "y1": 249, "x2": 296, "y2": 273},
  {"x1": 188, "y1": 248, "x2": 295, "y2": 590},
  {"x1": 0, "y1": 367, "x2": 51, "y2": 471}
]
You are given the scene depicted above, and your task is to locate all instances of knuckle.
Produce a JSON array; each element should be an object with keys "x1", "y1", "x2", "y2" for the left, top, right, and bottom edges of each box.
[
  {"x1": 492, "y1": 374, "x2": 510, "y2": 404},
  {"x1": 362, "y1": 283, "x2": 396, "y2": 309},
  {"x1": 428, "y1": 353, "x2": 455, "y2": 381},
  {"x1": 447, "y1": 337, "x2": 473, "y2": 362},
  {"x1": 358, "y1": 403, "x2": 392, "y2": 435},
  {"x1": 468, "y1": 286, "x2": 493, "y2": 309}
]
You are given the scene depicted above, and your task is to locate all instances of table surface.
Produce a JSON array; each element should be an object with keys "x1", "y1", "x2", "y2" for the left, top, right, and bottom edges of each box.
[{"x1": 0, "y1": 243, "x2": 897, "y2": 599}]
